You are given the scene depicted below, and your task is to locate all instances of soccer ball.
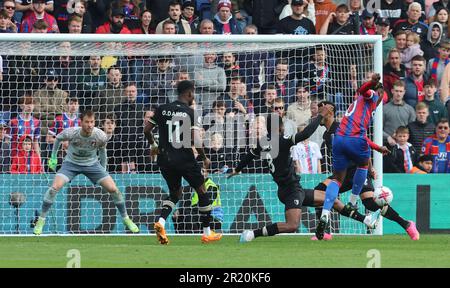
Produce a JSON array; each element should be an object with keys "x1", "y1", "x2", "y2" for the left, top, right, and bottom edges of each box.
[{"x1": 374, "y1": 186, "x2": 393, "y2": 206}]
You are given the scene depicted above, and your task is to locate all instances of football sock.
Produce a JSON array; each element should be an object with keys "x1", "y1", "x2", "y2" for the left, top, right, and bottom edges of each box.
[
  {"x1": 323, "y1": 180, "x2": 340, "y2": 212},
  {"x1": 158, "y1": 217, "x2": 166, "y2": 227},
  {"x1": 340, "y1": 204, "x2": 365, "y2": 223},
  {"x1": 203, "y1": 226, "x2": 211, "y2": 236},
  {"x1": 41, "y1": 187, "x2": 58, "y2": 218},
  {"x1": 254, "y1": 224, "x2": 279, "y2": 238},
  {"x1": 350, "y1": 167, "x2": 368, "y2": 205},
  {"x1": 111, "y1": 190, "x2": 128, "y2": 218},
  {"x1": 160, "y1": 199, "x2": 176, "y2": 220},
  {"x1": 362, "y1": 198, "x2": 380, "y2": 212},
  {"x1": 382, "y1": 205, "x2": 409, "y2": 230}
]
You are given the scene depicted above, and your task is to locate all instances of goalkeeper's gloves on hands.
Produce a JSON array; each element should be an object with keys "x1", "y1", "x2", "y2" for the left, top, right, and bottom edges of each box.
[{"x1": 48, "y1": 157, "x2": 57, "y2": 171}]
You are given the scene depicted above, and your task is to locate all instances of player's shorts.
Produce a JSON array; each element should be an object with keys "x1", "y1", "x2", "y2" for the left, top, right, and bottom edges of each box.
[
  {"x1": 160, "y1": 161, "x2": 204, "y2": 192},
  {"x1": 57, "y1": 161, "x2": 110, "y2": 185},
  {"x1": 332, "y1": 135, "x2": 371, "y2": 171},
  {"x1": 277, "y1": 181, "x2": 305, "y2": 211},
  {"x1": 302, "y1": 188, "x2": 315, "y2": 207},
  {"x1": 314, "y1": 166, "x2": 374, "y2": 195}
]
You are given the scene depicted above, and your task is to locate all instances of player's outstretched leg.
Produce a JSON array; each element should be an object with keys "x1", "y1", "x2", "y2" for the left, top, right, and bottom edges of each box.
[
  {"x1": 33, "y1": 175, "x2": 66, "y2": 235},
  {"x1": 361, "y1": 196, "x2": 419, "y2": 240},
  {"x1": 100, "y1": 177, "x2": 139, "y2": 233},
  {"x1": 240, "y1": 208, "x2": 300, "y2": 243}
]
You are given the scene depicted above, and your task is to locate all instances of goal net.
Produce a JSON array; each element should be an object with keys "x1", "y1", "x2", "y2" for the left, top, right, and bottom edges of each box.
[{"x1": 0, "y1": 34, "x2": 383, "y2": 236}]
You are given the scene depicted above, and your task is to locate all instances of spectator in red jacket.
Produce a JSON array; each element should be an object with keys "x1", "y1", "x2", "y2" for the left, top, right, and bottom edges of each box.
[
  {"x1": 10, "y1": 135, "x2": 43, "y2": 174},
  {"x1": 96, "y1": 7, "x2": 132, "y2": 34}
]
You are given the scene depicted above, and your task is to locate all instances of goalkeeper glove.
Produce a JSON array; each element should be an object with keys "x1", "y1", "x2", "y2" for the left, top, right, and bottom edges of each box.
[{"x1": 48, "y1": 157, "x2": 57, "y2": 171}]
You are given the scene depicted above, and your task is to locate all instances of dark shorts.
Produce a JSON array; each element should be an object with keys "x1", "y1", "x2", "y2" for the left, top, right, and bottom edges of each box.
[
  {"x1": 314, "y1": 166, "x2": 374, "y2": 195},
  {"x1": 277, "y1": 181, "x2": 305, "y2": 211},
  {"x1": 160, "y1": 161, "x2": 204, "y2": 192}
]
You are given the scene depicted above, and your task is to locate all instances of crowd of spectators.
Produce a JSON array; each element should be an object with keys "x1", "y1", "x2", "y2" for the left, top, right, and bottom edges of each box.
[{"x1": 0, "y1": 0, "x2": 449, "y2": 175}]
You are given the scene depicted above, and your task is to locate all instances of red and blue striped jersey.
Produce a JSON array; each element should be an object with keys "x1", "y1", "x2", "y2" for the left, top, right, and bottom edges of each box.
[
  {"x1": 337, "y1": 91, "x2": 379, "y2": 138},
  {"x1": 48, "y1": 113, "x2": 80, "y2": 136},
  {"x1": 8, "y1": 114, "x2": 41, "y2": 155},
  {"x1": 421, "y1": 135, "x2": 450, "y2": 173}
]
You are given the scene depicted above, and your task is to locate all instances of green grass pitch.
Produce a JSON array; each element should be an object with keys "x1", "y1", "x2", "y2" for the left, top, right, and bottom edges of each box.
[{"x1": 0, "y1": 235, "x2": 449, "y2": 268}]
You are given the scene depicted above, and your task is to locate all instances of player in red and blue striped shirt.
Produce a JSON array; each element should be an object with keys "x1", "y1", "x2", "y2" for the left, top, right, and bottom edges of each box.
[{"x1": 315, "y1": 73, "x2": 384, "y2": 240}]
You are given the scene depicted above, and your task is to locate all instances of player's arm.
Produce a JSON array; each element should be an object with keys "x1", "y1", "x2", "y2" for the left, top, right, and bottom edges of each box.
[
  {"x1": 358, "y1": 73, "x2": 381, "y2": 99},
  {"x1": 228, "y1": 147, "x2": 260, "y2": 178},
  {"x1": 365, "y1": 135, "x2": 390, "y2": 155},
  {"x1": 293, "y1": 104, "x2": 332, "y2": 144},
  {"x1": 192, "y1": 126, "x2": 211, "y2": 169}
]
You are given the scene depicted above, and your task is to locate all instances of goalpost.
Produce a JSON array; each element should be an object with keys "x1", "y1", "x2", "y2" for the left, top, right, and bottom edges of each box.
[{"x1": 0, "y1": 34, "x2": 383, "y2": 236}]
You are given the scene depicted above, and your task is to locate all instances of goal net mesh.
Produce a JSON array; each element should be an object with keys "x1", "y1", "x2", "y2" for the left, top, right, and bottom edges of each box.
[{"x1": 0, "y1": 37, "x2": 378, "y2": 235}]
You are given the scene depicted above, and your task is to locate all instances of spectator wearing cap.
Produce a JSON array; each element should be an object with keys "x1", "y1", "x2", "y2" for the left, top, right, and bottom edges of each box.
[
  {"x1": 33, "y1": 69, "x2": 68, "y2": 138},
  {"x1": 423, "y1": 79, "x2": 448, "y2": 125},
  {"x1": 320, "y1": 4, "x2": 358, "y2": 35},
  {"x1": 96, "y1": 6, "x2": 132, "y2": 34},
  {"x1": 181, "y1": 1, "x2": 200, "y2": 34},
  {"x1": 0, "y1": 121, "x2": 11, "y2": 173},
  {"x1": 155, "y1": 1, "x2": 191, "y2": 34},
  {"x1": 427, "y1": 41, "x2": 450, "y2": 85},
  {"x1": 0, "y1": 7, "x2": 17, "y2": 32},
  {"x1": 376, "y1": 18, "x2": 395, "y2": 64},
  {"x1": 20, "y1": 0, "x2": 59, "y2": 33},
  {"x1": 359, "y1": 8, "x2": 376, "y2": 35},
  {"x1": 277, "y1": 0, "x2": 316, "y2": 35},
  {"x1": 392, "y1": 2, "x2": 428, "y2": 41},
  {"x1": 378, "y1": 0, "x2": 402, "y2": 26},
  {"x1": 213, "y1": 0, "x2": 242, "y2": 34}
]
